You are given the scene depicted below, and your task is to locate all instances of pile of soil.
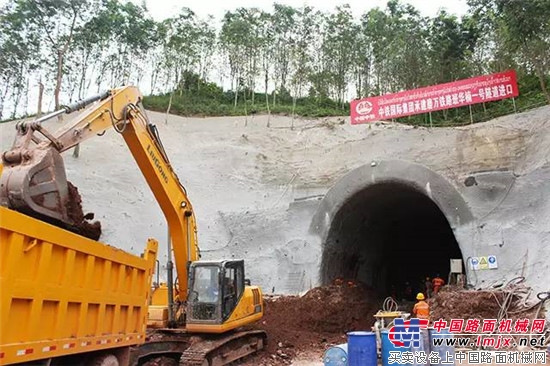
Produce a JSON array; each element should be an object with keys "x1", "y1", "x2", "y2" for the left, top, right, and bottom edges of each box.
[
  {"x1": 429, "y1": 286, "x2": 546, "y2": 349},
  {"x1": 242, "y1": 281, "x2": 380, "y2": 365},
  {"x1": 66, "y1": 181, "x2": 102, "y2": 241},
  {"x1": 430, "y1": 287, "x2": 544, "y2": 324},
  {"x1": 429, "y1": 289, "x2": 504, "y2": 321}
]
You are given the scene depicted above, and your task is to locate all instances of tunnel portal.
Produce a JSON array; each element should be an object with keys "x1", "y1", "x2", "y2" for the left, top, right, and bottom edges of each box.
[{"x1": 320, "y1": 181, "x2": 463, "y2": 300}]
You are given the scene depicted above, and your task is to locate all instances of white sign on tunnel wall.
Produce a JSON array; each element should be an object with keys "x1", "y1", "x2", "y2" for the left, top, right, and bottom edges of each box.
[{"x1": 469, "y1": 255, "x2": 498, "y2": 270}]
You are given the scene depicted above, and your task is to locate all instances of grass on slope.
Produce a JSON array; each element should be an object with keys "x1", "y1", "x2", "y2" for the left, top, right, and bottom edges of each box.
[
  {"x1": 142, "y1": 74, "x2": 549, "y2": 127},
  {"x1": 2, "y1": 73, "x2": 548, "y2": 126}
]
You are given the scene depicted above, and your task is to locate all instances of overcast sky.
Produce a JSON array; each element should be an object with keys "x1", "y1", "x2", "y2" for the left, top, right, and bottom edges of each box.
[
  {"x1": 135, "y1": 0, "x2": 468, "y2": 22},
  {"x1": 0, "y1": 0, "x2": 469, "y2": 23}
]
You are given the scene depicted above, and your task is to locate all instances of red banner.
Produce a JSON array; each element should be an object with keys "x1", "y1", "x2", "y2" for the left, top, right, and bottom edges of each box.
[{"x1": 350, "y1": 70, "x2": 519, "y2": 124}]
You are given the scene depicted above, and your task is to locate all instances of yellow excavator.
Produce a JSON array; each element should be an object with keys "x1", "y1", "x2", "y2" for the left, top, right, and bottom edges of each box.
[{"x1": 0, "y1": 86, "x2": 266, "y2": 365}]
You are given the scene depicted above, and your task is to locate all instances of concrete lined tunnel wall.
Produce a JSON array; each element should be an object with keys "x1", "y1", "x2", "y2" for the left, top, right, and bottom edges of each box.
[
  {"x1": 320, "y1": 181, "x2": 463, "y2": 296},
  {"x1": 311, "y1": 159, "x2": 476, "y2": 296},
  {"x1": 310, "y1": 157, "x2": 550, "y2": 300}
]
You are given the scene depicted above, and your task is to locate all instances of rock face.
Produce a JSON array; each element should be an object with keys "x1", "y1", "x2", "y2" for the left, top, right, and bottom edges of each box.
[{"x1": 1, "y1": 106, "x2": 548, "y2": 301}]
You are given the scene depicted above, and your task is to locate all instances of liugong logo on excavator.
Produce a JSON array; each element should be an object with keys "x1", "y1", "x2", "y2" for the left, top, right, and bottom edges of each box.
[{"x1": 147, "y1": 144, "x2": 169, "y2": 184}]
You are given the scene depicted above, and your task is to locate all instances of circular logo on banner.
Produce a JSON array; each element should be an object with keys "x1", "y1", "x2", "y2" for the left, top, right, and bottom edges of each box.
[{"x1": 356, "y1": 100, "x2": 373, "y2": 115}]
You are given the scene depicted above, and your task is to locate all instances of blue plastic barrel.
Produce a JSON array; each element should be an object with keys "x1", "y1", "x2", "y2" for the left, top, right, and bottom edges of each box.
[
  {"x1": 410, "y1": 328, "x2": 430, "y2": 366},
  {"x1": 323, "y1": 343, "x2": 348, "y2": 366},
  {"x1": 381, "y1": 329, "x2": 407, "y2": 366},
  {"x1": 347, "y1": 331, "x2": 377, "y2": 366},
  {"x1": 428, "y1": 328, "x2": 455, "y2": 366}
]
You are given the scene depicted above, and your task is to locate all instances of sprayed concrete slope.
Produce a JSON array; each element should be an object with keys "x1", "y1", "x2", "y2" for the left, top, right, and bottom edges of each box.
[{"x1": 1, "y1": 107, "x2": 549, "y2": 298}]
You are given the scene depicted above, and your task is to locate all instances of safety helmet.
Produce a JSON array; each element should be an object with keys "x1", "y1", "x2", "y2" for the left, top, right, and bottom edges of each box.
[{"x1": 416, "y1": 293, "x2": 425, "y2": 300}]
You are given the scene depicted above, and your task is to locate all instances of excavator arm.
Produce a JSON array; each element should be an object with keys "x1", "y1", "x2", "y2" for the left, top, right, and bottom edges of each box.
[{"x1": 0, "y1": 86, "x2": 199, "y2": 301}]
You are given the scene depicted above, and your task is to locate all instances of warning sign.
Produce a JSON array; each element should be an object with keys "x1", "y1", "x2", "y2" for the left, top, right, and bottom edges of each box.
[
  {"x1": 469, "y1": 255, "x2": 498, "y2": 271},
  {"x1": 488, "y1": 255, "x2": 498, "y2": 269}
]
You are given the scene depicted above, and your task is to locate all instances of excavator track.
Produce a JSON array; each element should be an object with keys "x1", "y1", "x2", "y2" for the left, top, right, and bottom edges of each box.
[{"x1": 179, "y1": 330, "x2": 267, "y2": 366}]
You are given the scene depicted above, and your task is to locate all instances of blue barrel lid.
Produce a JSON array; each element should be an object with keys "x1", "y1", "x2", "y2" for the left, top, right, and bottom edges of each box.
[
  {"x1": 347, "y1": 331, "x2": 375, "y2": 337},
  {"x1": 323, "y1": 344, "x2": 348, "y2": 366},
  {"x1": 323, "y1": 343, "x2": 348, "y2": 353}
]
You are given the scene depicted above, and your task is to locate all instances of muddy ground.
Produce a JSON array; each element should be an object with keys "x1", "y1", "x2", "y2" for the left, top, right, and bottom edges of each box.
[
  {"x1": 429, "y1": 285, "x2": 548, "y2": 349},
  {"x1": 240, "y1": 281, "x2": 380, "y2": 365},
  {"x1": 238, "y1": 284, "x2": 548, "y2": 365}
]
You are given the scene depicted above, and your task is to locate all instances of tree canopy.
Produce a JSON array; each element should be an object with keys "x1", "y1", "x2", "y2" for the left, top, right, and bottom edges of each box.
[{"x1": 0, "y1": 0, "x2": 548, "y2": 123}]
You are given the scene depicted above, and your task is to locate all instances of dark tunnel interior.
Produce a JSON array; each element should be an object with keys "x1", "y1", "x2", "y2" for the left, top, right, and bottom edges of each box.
[{"x1": 321, "y1": 181, "x2": 463, "y2": 300}]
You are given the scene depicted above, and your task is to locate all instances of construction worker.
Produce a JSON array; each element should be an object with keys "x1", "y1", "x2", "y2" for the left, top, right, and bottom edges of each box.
[
  {"x1": 424, "y1": 277, "x2": 433, "y2": 298},
  {"x1": 404, "y1": 281, "x2": 413, "y2": 301},
  {"x1": 432, "y1": 274, "x2": 445, "y2": 295},
  {"x1": 413, "y1": 293, "x2": 430, "y2": 320},
  {"x1": 205, "y1": 279, "x2": 220, "y2": 303}
]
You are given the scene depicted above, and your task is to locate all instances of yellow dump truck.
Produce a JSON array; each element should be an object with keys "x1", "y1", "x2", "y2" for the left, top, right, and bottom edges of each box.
[{"x1": 0, "y1": 205, "x2": 158, "y2": 365}]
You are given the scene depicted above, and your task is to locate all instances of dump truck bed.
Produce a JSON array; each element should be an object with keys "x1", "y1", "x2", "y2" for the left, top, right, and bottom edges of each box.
[{"x1": 0, "y1": 206, "x2": 158, "y2": 365}]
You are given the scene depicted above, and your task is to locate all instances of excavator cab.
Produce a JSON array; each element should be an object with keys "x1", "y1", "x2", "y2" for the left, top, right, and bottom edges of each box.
[
  {"x1": 187, "y1": 260, "x2": 242, "y2": 322},
  {"x1": 186, "y1": 260, "x2": 263, "y2": 333}
]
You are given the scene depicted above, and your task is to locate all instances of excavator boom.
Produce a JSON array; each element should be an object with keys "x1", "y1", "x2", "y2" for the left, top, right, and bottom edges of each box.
[{"x1": 0, "y1": 86, "x2": 199, "y2": 299}]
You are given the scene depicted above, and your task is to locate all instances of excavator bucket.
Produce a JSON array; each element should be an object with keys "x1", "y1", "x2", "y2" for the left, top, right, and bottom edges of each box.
[
  {"x1": 0, "y1": 123, "x2": 101, "y2": 240},
  {"x1": 1, "y1": 146, "x2": 70, "y2": 223}
]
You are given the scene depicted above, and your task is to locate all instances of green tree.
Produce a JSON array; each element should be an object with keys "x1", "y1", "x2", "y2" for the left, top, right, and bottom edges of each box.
[
  {"x1": 220, "y1": 9, "x2": 258, "y2": 108},
  {"x1": 428, "y1": 10, "x2": 478, "y2": 84},
  {"x1": 361, "y1": 7, "x2": 391, "y2": 95},
  {"x1": 195, "y1": 16, "x2": 216, "y2": 84},
  {"x1": 323, "y1": 5, "x2": 356, "y2": 105},
  {"x1": 163, "y1": 8, "x2": 202, "y2": 90},
  {"x1": 498, "y1": 0, "x2": 550, "y2": 102},
  {"x1": 0, "y1": 2, "x2": 40, "y2": 118},
  {"x1": 468, "y1": 0, "x2": 550, "y2": 103},
  {"x1": 271, "y1": 4, "x2": 297, "y2": 103},
  {"x1": 258, "y1": 10, "x2": 274, "y2": 116},
  {"x1": 290, "y1": 6, "x2": 316, "y2": 99},
  {"x1": 15, "y1": 0, "x2": 91, "y2": 110}
]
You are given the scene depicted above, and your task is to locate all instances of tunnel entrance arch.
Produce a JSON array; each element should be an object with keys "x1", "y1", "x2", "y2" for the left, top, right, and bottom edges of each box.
[{"x1": 311, "y1": 160, "x2": 474, "y2": 299}]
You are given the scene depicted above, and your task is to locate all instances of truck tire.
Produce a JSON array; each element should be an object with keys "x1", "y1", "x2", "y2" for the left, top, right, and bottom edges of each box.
[{"x1": 89, "y1": 354, "x2": 119, "y2": 366}]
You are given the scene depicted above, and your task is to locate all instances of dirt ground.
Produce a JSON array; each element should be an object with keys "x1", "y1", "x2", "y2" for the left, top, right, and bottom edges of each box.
[
  {"x1": 431, "y1": 287, "x2": 544, "y2": 320},
  {"x1": 430, "y1": 285, "x2": 547, "y2": 332},
  {"x1": 239, "y1": 281, "x2": 380, "y2": 365},
  {"x1": 237, "y1": 284, "x2": 549, "y2": 365},
  {"x1": 429, "y1": 285, "x2": 548, "y2": 354}
]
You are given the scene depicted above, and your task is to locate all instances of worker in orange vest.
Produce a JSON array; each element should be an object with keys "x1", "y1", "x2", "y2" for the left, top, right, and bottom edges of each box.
[
  {"x1": 413, "y1": 293, "x2": 430, "y2": 320},
  {"x1": 432, "y1": 275, "x2": 445, "y2": 295}
]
